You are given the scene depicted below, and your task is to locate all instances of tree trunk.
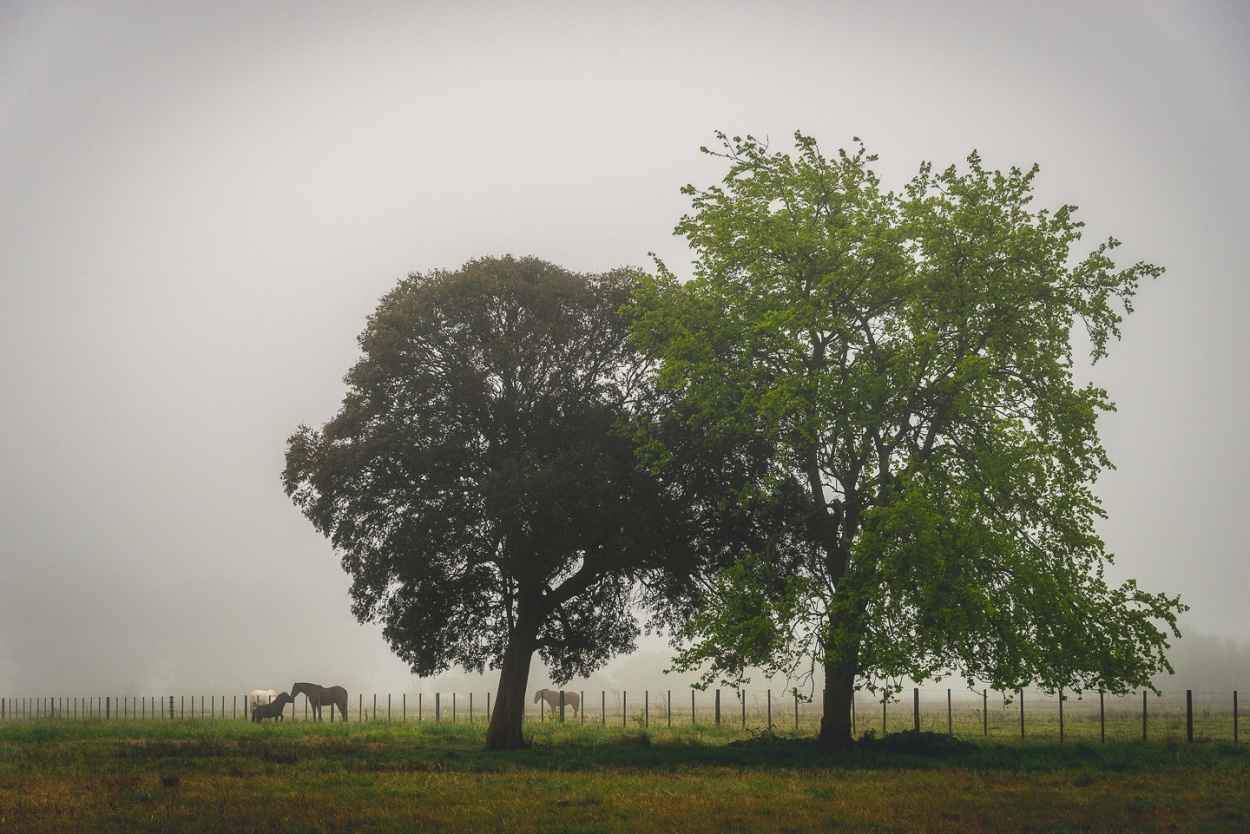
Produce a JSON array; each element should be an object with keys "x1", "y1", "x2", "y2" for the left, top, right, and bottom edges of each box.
[
  {"x1": 819, "y1": 655, "x2": 857, "y2": 749},
  {"x1": 485, "y1": 609, "x2": 540, "y2": 751}
]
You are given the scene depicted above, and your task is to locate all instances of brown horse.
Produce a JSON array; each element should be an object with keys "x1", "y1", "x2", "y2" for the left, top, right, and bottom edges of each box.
[
  {"x1": 291, "y1": 682, "x2": 349, "y2": 722},
  {"x1": 534, "y1": 688, "x2": 580, "y2": 718}
]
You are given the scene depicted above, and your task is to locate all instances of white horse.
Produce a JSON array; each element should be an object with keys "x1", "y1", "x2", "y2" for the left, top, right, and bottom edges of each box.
[
  {"x1": 534, "y1": 688, "x2": 581, "y2": 717},
  {"x1": 249, "y1": 689, "x2": 278, "y2": 714}
]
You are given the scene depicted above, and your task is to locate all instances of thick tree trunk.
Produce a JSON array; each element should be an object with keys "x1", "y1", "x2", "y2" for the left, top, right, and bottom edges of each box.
[
  {"x1": 818, "y1": 655, "x2": 857, "y2": 749},
  {"x1": 485, "y1": 610, "x2": 540, "y2": 751}
]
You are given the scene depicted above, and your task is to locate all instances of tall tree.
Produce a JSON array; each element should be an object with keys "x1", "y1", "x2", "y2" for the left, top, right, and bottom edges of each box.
[
  {"x1": 283, "y1": 256, "x2": 684, "y2": 750},
  {"x1": 633, "y1": 132, "x2": 1185, "y2": 748}
]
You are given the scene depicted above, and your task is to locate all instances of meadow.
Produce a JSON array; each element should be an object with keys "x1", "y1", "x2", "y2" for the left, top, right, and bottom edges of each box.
[{"x1": 1, "y1": 714, "x2": 1247, "y2": 833}]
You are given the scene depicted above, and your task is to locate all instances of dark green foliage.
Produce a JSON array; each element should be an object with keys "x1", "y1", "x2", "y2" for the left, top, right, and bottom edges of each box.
[{"x1": 283, "y1": 256, "x2": 690, "y2": 749}]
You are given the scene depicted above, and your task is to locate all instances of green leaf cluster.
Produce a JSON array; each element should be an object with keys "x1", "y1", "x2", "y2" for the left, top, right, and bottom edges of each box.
[
  {"x1": 634, "y1": 132, "x2": 1183, "y2": 705},
  {"x1": 284, "y1": 257, "x2": 688, "y2": 686}
]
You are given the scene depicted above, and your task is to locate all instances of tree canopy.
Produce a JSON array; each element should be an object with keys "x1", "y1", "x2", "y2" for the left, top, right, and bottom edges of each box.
[
  {"x1": 632, "y1": 132, "x2": 1184, "y2": 748},
  {"x1": 283, "y1": 256, "x2": 687, "y2": 749}
]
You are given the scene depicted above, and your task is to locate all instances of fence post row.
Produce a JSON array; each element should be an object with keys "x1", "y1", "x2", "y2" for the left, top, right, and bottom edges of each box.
[{"x1": 2, "y1": 688, "x2": 1244, "y2": 745}]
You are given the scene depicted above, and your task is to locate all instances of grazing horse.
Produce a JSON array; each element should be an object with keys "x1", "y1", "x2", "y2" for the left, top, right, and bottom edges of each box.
[
  {"x1": 534, "y1": 688, "x2": 580, "y2": 718},
  {"x1": 291, "y1": 682, "x2": 349, "y2": 722},
  {"x1": 251, "y1": 692, "x2": 294, "y2": 723}
]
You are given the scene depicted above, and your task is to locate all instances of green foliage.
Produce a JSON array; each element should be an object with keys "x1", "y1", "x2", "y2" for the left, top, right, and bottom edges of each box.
[
  {"x1": 283, "y1": 256, "x2": 689, "y2": 691},
  {"x1": 634, "y1": 132, "x2": 1184, "y2": 716}
]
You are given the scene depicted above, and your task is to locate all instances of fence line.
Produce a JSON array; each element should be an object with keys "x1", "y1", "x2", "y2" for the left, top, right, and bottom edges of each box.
[{"x1": 0, "y1": 687, "x2": 1242, "y2": 743}]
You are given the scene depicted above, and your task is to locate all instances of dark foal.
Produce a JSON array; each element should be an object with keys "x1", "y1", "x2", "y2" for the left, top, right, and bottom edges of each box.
[{"x1": 251, "y1": 691, "x2": 294, "y2": 723}]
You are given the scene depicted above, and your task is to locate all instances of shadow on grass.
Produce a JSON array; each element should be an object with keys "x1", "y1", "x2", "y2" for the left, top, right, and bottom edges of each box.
[{"x1": 3, "y1": 720, "x2": 1246, "y2": 779}]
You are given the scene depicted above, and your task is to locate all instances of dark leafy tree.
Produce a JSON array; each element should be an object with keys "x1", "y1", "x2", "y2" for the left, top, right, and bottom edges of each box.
[
  {"x1": 633, "y1": 132, "x2": 1185, "y2": 749},
  {"x1": 283, "y1": 256, "x2": 686, "y2": 750}
]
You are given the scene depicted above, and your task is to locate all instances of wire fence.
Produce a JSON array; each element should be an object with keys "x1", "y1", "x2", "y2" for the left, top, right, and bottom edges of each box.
[{"x1": 1, "y1": 687, "x2": 1242, "y2": 743}]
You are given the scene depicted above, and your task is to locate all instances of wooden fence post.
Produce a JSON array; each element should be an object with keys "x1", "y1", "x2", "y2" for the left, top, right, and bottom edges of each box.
[
  {"x1": 795, "y1": 692, "x2": 799, "y2": 731},
  {"x1": 1059, "y1": 688, "x2": 1064, "y2": 744},
  {"x1": 882, "y1": 694, "x2": 887, "y2": 737},
  {"x1": 1142, "y1": 691, "x2": 1148, "y2": 741},
  {"x1": 1186, "y1": 690, "x2": 1193, "y2": 743},
  {"x1": 436, "y1": 693, "x2": 440, "y2": 723},
  {"x1": 623, "y1": 691, "x2": 627, "y2": 727},
  {"x1": 1100, "y1": 690, "x2": 1105, "y2": 743},
  {"x1": 1019, "y1": 690, "x2": 1024, "y2": 740},
  {"x1": 983, "y1": 689, "x2": 987, "y2": 737},
  {"x1": 645, "y1": 691, "x2": 649, "y2": 727},
  {"x1": 913, "y1": 688, "x2": 919, "y2": 733},
  {"x1": 715, "y1": 689, "x2": 720, "y2": 726},
  {"x1": 602, "y1": 691, "x2": 605, "y2": 725},
  {"x1": 691, "y1": 689, "x2": 695, "y2": 724},
  {"x1": 668, "y1": 690, "x2": 672, "y2": 729},
  {"x1": 560, "y1": 690, "x2": 566, "y2": 723},
  {"x1": 947, "y1": 689, "x2": 952, "y2": 735},
  {"x1": 743, "y1": 690, "x2": 747, "y2": 729},
  {"x1": 767, "y1": 690, "x2": 772, "y2": 731}
]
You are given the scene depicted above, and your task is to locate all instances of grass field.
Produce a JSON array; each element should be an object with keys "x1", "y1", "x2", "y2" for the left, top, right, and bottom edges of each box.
[{"x1": 1, "y1": 718, "x2": 1247, "y2": 832}]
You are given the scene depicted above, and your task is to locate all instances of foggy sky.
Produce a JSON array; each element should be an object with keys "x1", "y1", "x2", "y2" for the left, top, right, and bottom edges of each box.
[{"x1": 2, "y1": 0, "x2": 1247, "y2": 698}]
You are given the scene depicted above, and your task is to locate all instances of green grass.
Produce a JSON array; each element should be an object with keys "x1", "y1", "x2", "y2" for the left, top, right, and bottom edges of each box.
[{"x1": 1, "y1": 718, "x2": 1247, "y2": 832}]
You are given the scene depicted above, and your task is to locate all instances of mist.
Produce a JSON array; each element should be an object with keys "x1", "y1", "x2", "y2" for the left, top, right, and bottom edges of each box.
[{"x1": 2, "y1": 1, "x2": 1246, "y2": 699}]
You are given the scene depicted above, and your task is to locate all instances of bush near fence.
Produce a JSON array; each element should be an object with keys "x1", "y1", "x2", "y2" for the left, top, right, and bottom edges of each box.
[{"x1": 0, "y1": 687, "x2": 1242, "y2": 743}]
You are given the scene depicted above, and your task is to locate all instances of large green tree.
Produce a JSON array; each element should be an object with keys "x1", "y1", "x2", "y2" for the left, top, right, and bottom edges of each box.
[
  {"x1": 283, "y1": 256, "x2": 686, "y2": 750},
  {"x1": 633, "y1": 132, "x2": 1184, "y2": 749}
]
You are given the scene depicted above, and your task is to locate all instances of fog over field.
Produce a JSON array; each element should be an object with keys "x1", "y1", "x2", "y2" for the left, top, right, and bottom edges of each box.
[{"x1": 2, "y1": 1, "x2": 1247, "y2": 699}]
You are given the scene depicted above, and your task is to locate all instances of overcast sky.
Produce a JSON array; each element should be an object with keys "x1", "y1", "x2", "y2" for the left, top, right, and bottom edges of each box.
[{"x1": 2, "y1": 1, "x2": 1247, "y2": 699}]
